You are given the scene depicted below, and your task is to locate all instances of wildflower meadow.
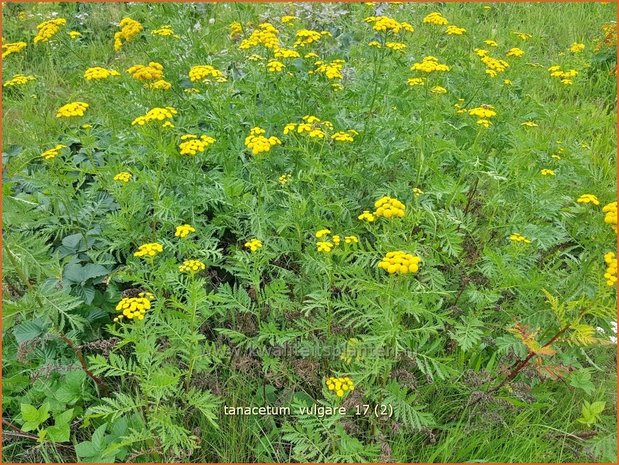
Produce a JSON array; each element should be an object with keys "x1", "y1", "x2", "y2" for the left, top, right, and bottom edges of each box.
[{"x1": 2, "y1": 2, "x2": 617, "y2": 463}]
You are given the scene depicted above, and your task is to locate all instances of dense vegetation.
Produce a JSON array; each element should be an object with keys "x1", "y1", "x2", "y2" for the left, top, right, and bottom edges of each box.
[{"x1": 2, "y1": 2, "x2": 617, "y2": 462}]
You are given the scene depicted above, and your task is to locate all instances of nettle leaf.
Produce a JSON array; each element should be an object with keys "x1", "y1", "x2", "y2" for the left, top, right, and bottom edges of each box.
[
  {"x1": 13, "y1": 317, "x2": 51, "y2": 343},
  {"x1": 46, "y1": 408, "x2": 74, "y2": 443},
  {"x1": 569, "y1": 369, "x2": 595, "y2": 395},
  {"x1": 20, "y1": 403, "x2": 50, "y2": 432},
  {"x1": 577, "y1": 400, "x2": 606, "y2": 426}
]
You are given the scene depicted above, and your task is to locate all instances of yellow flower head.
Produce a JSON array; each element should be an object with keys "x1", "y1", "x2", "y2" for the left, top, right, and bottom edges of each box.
[
  {"x1": 315, "y1": 229, "x2": 331, "y2": 239},
  {"x1": 175, "y1": 224, "x2": 196, "y2": 238},
  {"x1": 509, "y1": 233, "x2": 531, "y2": 244},
  {"x1": 267, "y1": 59, "x2": 285, "y2": 72},
  {"x1": 316, "y1": 241, "x2": 334, "y2": 253},
  {"x1": 410, "y1": 56, "x2": 450, "y2": 73},
  {"x1": 84, "y1": 67, "x2": 120, "y2": 81},
  {"x1": 152, "y1": 25, "x2": 179, "y2": 38},
  {"x1": 189, "y1": 65, "x2": 227, "y2": 83},
  {"x1": 604, "y1": 252, "x2": 617, "y2": 286},
  {"x1": 2, "y1": 41, "x2": 27, "y2": 58},
  {"x1": 68, "y1": 31, "x2": 82, "y2": 39},
  {"x1": 374, "y1": 196, "x2": 405, "y2": 218},
  {"x1": 569, "y1": 42, "x2": 585, "y2": 53},
  {"x1": 407, "y1": 77, "x2": 426, "y2": 87},
  {"x1": 114, "y1": 172, "x2": 132, "y2": 183},
  {"x1": 431, "y1": 85, "x2": 447, "y2": 94},
  {"x1": 344, "y1": 235, "x2": 359, "y2": 244},
  {"x1": 178, "y1": 134, "x2": 216, "y2": 156},
  {"x1": 127, "y1": 62, "x2": 164, "y2": 81},
  {"x1": 468, "y1": 105, "x2": 497, "y2": 119},
  {"x1": 378, "y1": 251, "x2": 421, "y2": 274},
  {"x1": 331, "y1": 130, "x2": 357, "y2": 142},
  {"x1": 41, "y1": 144, "x2": 66, "y2": 161},
  {"x1": 114, "y1": 295, "x2": 153, "y2": 322},
  {"x1": 3, "y1": 74, "x2": 36, "y2": 88},
  {"x1": 446, "y1": 25, "x2": 466, "y2": 35},
  {"x1": 56, "y1": 101, "x2": 89, "y2": 118},
  {"x1": 358, "y1": 210, "x2": 376, "y2": 222},
  {"x1": 245, "y1": 239, "x2": 263, "y2": 252},
  {"x1": 179, "y1": 259, "x2": 206, "y2": 274},
  {"x1": 364, "y1": 15, "x2": 414, "y2": 33},
  {"x1": 132, "y1": 107, "x2": 177, "y2": 126},
  {"x1": 603, "y1": 201, "x2": 617, "y2": 232},
  {"x1": 134, "y1": 242, "x2": 164, "y2": 258},
  {"x1": 229, "y1": 21, "x2": 243, "y2": 38},
  {"x1": 422, "y1": 12, "x2": 449, "y2": 26},
  {"x1": 506, "y1": 47, "x2": 525, "y2": 57},
  {"x1": 326, "y1": 376, "x2": 355, "y2": 397},
  {"x1": 34, "y1": 18, "x2": 66, "y2": 43},
  {"x1": 312, "y1": 59, "x2": 345, "y2": 80},
  {"x1": 278, "y1": 174, "x2": 292, "y2": 185},
  {"x1": 540, "y1": 168, "x2": 556, "y2": 176},
  {"x1": 114, "y1": 17, "x2": 143, "y2": 51},
  {"x1": 244, "y1": 127, "x2": 281, "y2": 156}
]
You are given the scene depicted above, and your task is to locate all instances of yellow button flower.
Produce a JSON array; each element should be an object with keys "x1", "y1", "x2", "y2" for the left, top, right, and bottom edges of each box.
[
  {"x1": 245, "y1": 239, "x2": 263, "y2": 252},
  {"x1": 378, "y1": 251, "x2": 421, "y2": 274},
  {"x1": 175, "y1": 224, "x2": 196, "y2": 238}
]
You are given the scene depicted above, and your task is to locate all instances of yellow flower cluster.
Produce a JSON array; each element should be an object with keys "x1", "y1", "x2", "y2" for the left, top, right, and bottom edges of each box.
[
  {"x1": 294, "y1": 29, "x2": 329, "y2": 47},
  {"x1": 41, "y1": 144, "x2": 66, "y2": 161},
  {"x1": 134, "y1": 242, "x2": 163, "y2": 258},
  {"x1": 188, "y1": 65, "x2": 227, "y2": 83},
  {"x1": 68, "y1": 31, "x2": 81, "y2": 39},
  {"x1": 358, "y1": 210, "x2": 376, "y2": 222},
  {"x1": 4, "y1": 74, "x2": 36, "y2": 88},
  {"x1": 56, "y1": 101, "x2": 89, "y2": 118},
  {"x1": 569, "y1": 42, "x2": 585, "y2": 53},
  {"x1": 312, "y1": 59, "x2": 345, "y2": 80},
  {"x1": 131, "y1": 107, "x2": 177, "y2": 126},
  {"x1": 410, "y1": 56, "x2": 450, "y2": 73},
  {"x1": 331, "y1": 130, "x2": 358, "y2": 142},
  {"x1": 34, "y1": 18, "x2": 66, "y2": 43},
  {"x1": 314, "y1": 229, "x2": 357, "y2": 253},
  {"x1": 468, "y1": 105, "x2": 497, "y2": 127},
  {"x1": 548, "y1": 65, "x2": 578, "y2": 85},
  {"x1": 267, "y1": 59, "x2": 285, "y2": 72},
  {"x1": 152, "y1": 25, "x2": 179, "y2": 38},
  {"x1": 513, "y1": 31, "x2": 532, "y2": 40},
  {"x1": 239, "y1": 22, "x2": 280, "y2": 50},
  {"x1": 541, "y1": 169, "x2": 556, "y2": 176},
  {"x1": 244, "y1": 127, "x2": 281, "y2": 156},
  {"x1": 431, "y1": 86, "x2": 447, "y2": 94},
  {"x1": 521, "y1": 121, "x2": 538, "y2": 128},
  {"x1": 326, "y1": 376, "x2": 354, "y2": 397},
  {"x1": 378, "y1": 251, "x2": 421, "y2": 274},
  {"x1": 2, "y1": 41, "x2": 27, "y2": 58},
  {"x1": 423, "y1": 12, "x2": 449, "y2": 25},
  {"x1": 114, "y1": 17, "x2": 143, "y2": 51},
  {"x1": 577, "y1": 194, "x2": 600, "y2": 205},
  {"x1": 407, "y1": 77, "x2": 425, "y2": 86},
  {"x1": 278, "y1": 174, "x2": 292, "y2": 185},
  {"x1": 413, "y1": 187, "x2": 424, "y2": 196},
  {"x1": 178, "y1": 134, "x2": 216, "y2": 156},
  {"x1": 274, "y1": 48, "x2": 300, "y2": 58},
  {"x1": 146, "y1": 79, "x2": 172, "y2": 90},
  {"x1": 509, "y1": 233, "x2": 531, "y2": 243},
  {"x1": 179, "y1": 259, "x2": 206, "y2": 274},
  {"x1": 364, "y1": 16, "x2": 414, "y2": 34},
  {"x1": 114, "y1": 292, "x2": 154, "y2": 322},
  {"x1": 446, "y1": 25, "x2": 466, "y2": 35},
  {"x1": 478, "y1": 52, "x2": 510, "y2": 77},
  {"x1": 114, "y1": 172, "x2": 132, "y2": 182},
  {"x1": 127, "y1": 62, "x2": 164, "y2": 81},
  {"x1": 229, "y1": 21, "x2": 243, "y2": 38},
  {"x1": 245, "y1": 239, "x2": 263, "y2": 252},
  {"x1": 284, "y1": 116, "x2": 333, "y2": 139},
  {"x1": 604, "y1": 252, "x2": 617, "y2": 286},
  {"x1": 603, "y1": 201, "x2": 617, "y2": 232},
  {"x1": 175, "y1": 224, "x2": 196, "y2": 238},
  {"x1": 374, "y1": 196, "x2": 405, "y2": 218},
  {"x1": 84, "y1": 67, "x2": 120, "y2": 80},
  {"x1": 385, "y1": 41, "x2": 407, "y2": 51},
  {"x1": 506, "y1": 47, "x2": 525, "y2": 57},
  {"x1": 485, "y1": 39, "x2": 498, "y2": 47},
  {"x1": 281, "y1": 16, "x2": 297, "y2": 24}
]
